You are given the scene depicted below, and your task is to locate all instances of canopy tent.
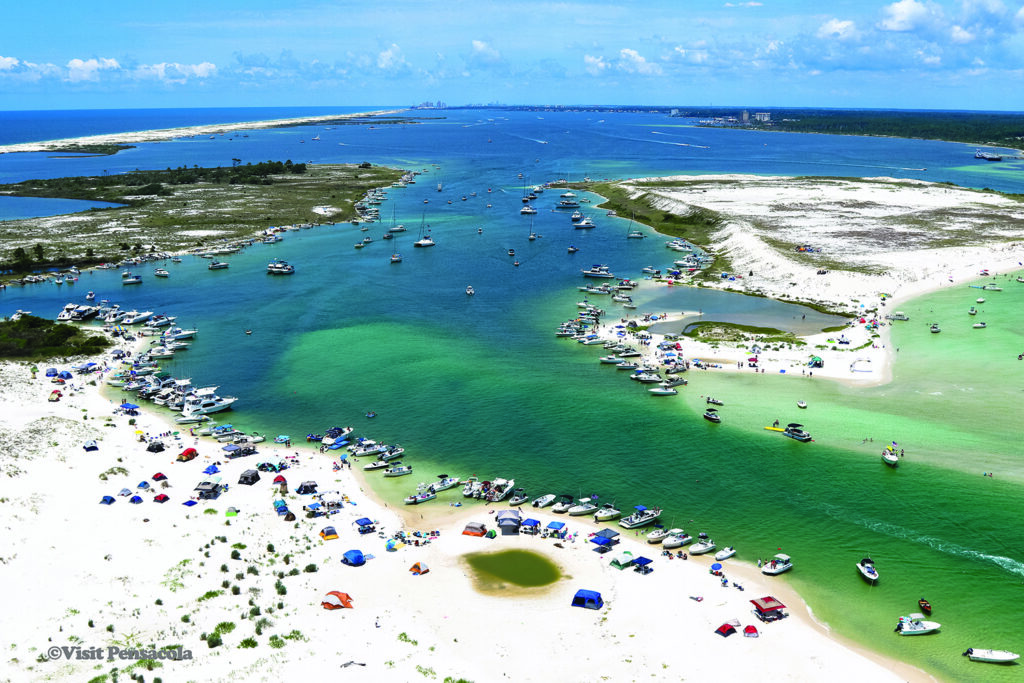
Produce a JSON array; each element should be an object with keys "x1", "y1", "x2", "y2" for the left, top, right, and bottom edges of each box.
[
  {"x1": 320, "y1": 526, "x2": 338, "y2": 540},
  {"x1": 177, "y1": 448, "x2": 198, "y2": 462},
  {"x1": 409, "y1": 562, "x2": 429, "y2": 575},
  {"x1": 355, "y1": 517, "x2": 375, "y2": 534},
  {"x1": 99, "y1": 495, "x2": 115, "y2": 505},
  {"x1": 633, "y1": 556, "x2": 654, "y2": 575},
  {"x1": 744, "y1": 625, "x2": 760, "y2": 638},
  {"x1": 715, "y1": 623, "x2": 737, "y2": 638},
  {"x1": 120, "y1": 402, "x2": 139, "y2": 410},
  {"x1": 546, "y1": 521, "x2": 565, "y2": 530},
  {"x1": 154, "y1": 494, "x2": 170, "y2": 503},
  {"x1": 571, "y1": 589, "x2": 604, "y2": 610},
  {"x1": 751, "y1": 596, "x2": 788, "y2": 622},
  {"x1": 321, "y1": 591, "x2": 353, "y2": 610},
  {"x1": 610, "y1": 551, "x2": 634, "y2": 570},
  {"x1": 496, "y1": 509, "x2": 522, "y2": 534},
  {"x1": 590, "y1": 535, "x2": 613, "y2": 547},
  {"x1": 595, "y1": 528, "x2": 620, "y2": 539},
  {"x1": 82, "y1": 440, "x2": 99, "y2": 452},
  {"x1": 222, "y1": 444, "x2": 240, "y2": 453},
  {"x1": 462, "y1": 522, "x2": 487, "y2": 537},
  {"x1": 342, "y1": 550, "x2": 365, "y2": 567},
  {"x1": 521, "y1": 519, "x2": 540, "y2": 528}
]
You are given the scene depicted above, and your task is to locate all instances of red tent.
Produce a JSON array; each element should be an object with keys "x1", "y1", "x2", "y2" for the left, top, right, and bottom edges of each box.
[
  {"x1": 273, "y1": 474, "x2": 287, "y2": 484},
  {"x1": 743, "y1": 625, "x2": 759, "y2": 638},
  {"x1": 715, "y1": 623, "x2": 736, "y2": 637},
  {"x1": 750, "y1": 596, "x2": 788, "y2": 622},
  {"x1": 177, "y1": 448, "x2": 198, "y2": 462},
  {"x1": 154, "y1": 494, "x2": 170, "y2": 503},
  {"x1": 152, "y1": 472, "x2": 167, "y2": 481},
  {"x1": 321, "y1": 591, "x2": 353, "y2": 610}
]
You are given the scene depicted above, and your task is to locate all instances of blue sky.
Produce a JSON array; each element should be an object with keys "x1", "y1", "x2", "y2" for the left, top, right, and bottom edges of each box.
[{"x1": 2, "y1": 0, "x2": 1023, "y2": 111}]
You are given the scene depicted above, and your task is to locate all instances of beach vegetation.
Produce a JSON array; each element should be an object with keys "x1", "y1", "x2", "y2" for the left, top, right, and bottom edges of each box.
[
  {"x1": 231, "y1": 586, "x2": 240, "y2": 596},
  {"x1": 203, "y1": 509, "x2": 217, "y2": 515},
  {"x1": 274, "y1": 580, "x2": 287, "y2": 596},
  {"x1": 180, "y1": 614, "x2": 189, "y2": 623},
  {"x1": 303, "y1": 564, "x2": 318, "y2": 573},
  {"x1": 221, "y1": 580, "x2": 230, "y2": 589},
  {"x1": 385, "y1": 660, "x2": 395, "y2": 668},
  {"x1": 220, "y1": 564, "x2": 229, "y2": 573},
  {"x1": 416, "y1": 665, "x2": 436, "y2": 678},
  {"x1": 282, "y1": 629, "x2": 306, "y2": 642},
  {"x1": 231, "y1": 543, "x2": 246, "y2": 550},
  {"x1": 238, "y1": 637, "x2": 257, "y2": 649},
  {"x1": 398, "y1": 632, "x2": 418, "y2": 646},
  {"x1": 235, "y1": 572, "x2": 243, "y2": 580},
  {"x1": 254, "y1": 618, "x2": 271, "y2": 635},
  {"x1": 266, "y1": 543, "x2": 275, "y2": 553},
  {"x1": 230, "y1": 550, "x2": 241, "y2": 560},
  {"x1": 0, "y1": 315, "x2": 111, "y2": 360},
  {"x1": 205, "y1": 633, "x2": 222, "y2": 648},
  {"x1": 682, "y1": 321, "x2": 802, "y2": 345},
  {"x1": 268, "y1": 635, "x2": 285, "y2": 649},
  {"x1": 197, "y1": 590, "x2": 222, "y2": 602}
]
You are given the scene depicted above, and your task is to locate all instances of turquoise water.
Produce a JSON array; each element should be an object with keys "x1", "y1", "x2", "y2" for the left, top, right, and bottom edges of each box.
[{"x1": 4, "y1": 109, "x2": 1024, "y2": 681}]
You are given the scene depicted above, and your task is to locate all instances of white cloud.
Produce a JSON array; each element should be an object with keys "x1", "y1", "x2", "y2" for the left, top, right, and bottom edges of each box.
[
  {"x1": 817, "y1": 19, "x2": 858, "y2": 41},
  {"x1": 724, "y1": 2, "x2": 762, "y2": 6},
  {"x1": 617, "y1": 48, "x2": 662, "y2": 75},
  {"x1": 673, "y1": 46, "x2": 708, "y2": 64},
  {"x1": 66, "y1": 57, "x2": 120, "y2": 82},
  {"x1": 583, "y1": 54, "x2": 607, "y2": 75},
  {"x1": 471, "y1": 40, "x2": 501, "y2": 63},
  {"x1": 376, "y1": 44, "x2": 407, "y2": 71},
  {"x1": 878, "y1": 0, "x2": 932, "y2": 31},
  {"x1": 915, "y1": 49, "x2": 941, "y2": 66},
  {"x1": 134, "y1": 62, "x2": 217, "y2": 83},
  {"x1": 0, "y1": 56, "x2": 19, "y2": 70},
  {"x1": 950, "y1": 24, "x2": 975, "y2": 42}
]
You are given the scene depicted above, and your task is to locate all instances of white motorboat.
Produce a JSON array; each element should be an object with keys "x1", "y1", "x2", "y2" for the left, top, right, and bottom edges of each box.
[
  {"x1": 486, "y1": 478, "x2": 515, "y2": 502},
  {"x1": 962, "y1": 648, "x2": 1020, "y2": 663},
  {"x1": 413, "y1": 235, "x2": 436, "y2": 248},
  {"x1": 762, "y1": 553, "x2": 793, "y2": 575},
  {"x1": 797, "y1": 400, "x2": 807, "y2": 409},
  {"x1": 882, "y1": 448, "x2": 900, "y2": 467},
  {"x1": 508, "y1": 488, "x2": 529, "y2": 505},
  {"x1": 349, "y1": 443, "x2": 388, "y2": 457},
  {"x1": 56, "y1": 303, "x2": 78, "y2": 321},
  {"x1": 973, "y1": 322, "x2": 987, "y2": 329},
  {"x1": 662, "y1": 530, "x2": 692, "y2": 549},
  {"x1": 968, "y1": 306, "x2": 978, "y2": 315},
  {"x1": 384, "y1": 464, "x2": 413, "y2": 477},
  {"x1": 404, "y1": 491, "x2": 435, "y2": 505},
  {"x1": 267, "y1": 260, "x2": 295, "y2": 274},
  {"x1": 856, "y1": 557, "x2": 879, "y2": 582},
  {"x1": 462, "y1": 477, "x2": 482, "y2": 497},
  {"x1": 208, "y1": 260, "x2": 229, "y2": 270},
  {"x1": 976, "y1": 297, "x2": 985, "y2": 303},
  {"x1": 630, "y1": 372, "x2": 664, "y2": 384},
  {"x1": 154, "y1": 268, "x2": 170, "y2": 278},
  {"x1": 531, "y1": 493, "x2": 556, "y2": 508},
  {"x1": 593, "y1": 503, "x2": 621, "y2": 522},
  {"x1": 466, "y1": 285, "x2": 475, "y2": 295},
  {"x1": 895, "y1": 614, "x2": 941, "y2": 636},
  {"x1": 121, "y1": 310, "x2": 154, "y2": 325},
  {"x1": 575, "y1": 217, "x2": 596, "y2": 229},
  {"x1": 551, "y1": 494, "x2": 576, "y2": 513},
  {"x1": 568, "y1": 497, "x2": 599, "y2": 516},
  {"x1": 689, "y1": 532, "x2": 716, "y2": 555},
  {"x1": 618, "y1": 505, "x2": 662, "y2": 529},
  {"x1": 581, "y1": 264, "x2": 615, "y2": 278},
  {"x1": 181, "y1": 395, "x2": 238, "y2": 416},
  {"x1": 646, "y1": 527, "x2": 669, "y2": 544},
  {"x1": 649, "y1": 386, "x2": 678, "y2": 396},
  {"x1": 599, "y1": 355, "x2": 625, "y2": 364},
  {"x1": 363, "y1": 460, "x2": 390, "y2": 471},
  {"x1": 714, "y1": 546, "x2": 737, "y2": 561},
  {"x1": 431, "y1": 475, "x2": 461, "y2": 493}
]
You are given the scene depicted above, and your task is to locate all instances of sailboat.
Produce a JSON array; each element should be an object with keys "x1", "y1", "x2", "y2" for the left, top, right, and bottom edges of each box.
[
  {"x1": 528, "y1": 216, "x2": 539, "y2": 241},
  {"x1": 311, "y1": 129, "x2": 321, "y2": 141},
  {"x1": 413, "y1": 213, "x2": 436, "y2": 248},
  {"x1": 390, "y1": 232, "x2": 403, "y2": 263},
  {"x1": 626, "y1": 212, "x2": 645, "y2": 239}
]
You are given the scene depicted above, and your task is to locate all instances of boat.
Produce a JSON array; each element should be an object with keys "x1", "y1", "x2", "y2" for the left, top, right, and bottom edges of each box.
[
  {"x1": 267, "y1": 260, "x2": 295, "y2": 274},
  {"x1": 404, "y1": 491, "x2": 436, "y2": 505},
  {"x1": 929, "y1": 324, "x2": 941, "y2": 333},
  {"x1": 363, "y1": 460, "x2": 391, "y2": 471},
  {"x1": 618, "y1": 505, "x2": 662, "y2": 529},
  {"x1": 645, "y1": 526, "x2": 670, "y2": 544},
  {"x1": 581, "y1": 264, "x2": 615, "y2": 278},
  {"x1": 121, "y1": 310, "x2": 154, "y2": 325},
  {"x1": 783, "y1": 423, "x2": 812, "y2": 442},
  {"x1": 662, "y1": 530, "x2": 692, "y2": 549},
  {"x1": 706, "y1": 397, "x2": 724, "y2": 406},
  {"x1": 208, "y1": 261, "x2": 229, "y2": 270},
  {"x1": 599, "y1": 355, "x2": 625, "y2": 365},
  {"x1": 797, "y1": 400, "x2": 807, "y2": 409},
  {"x1": 973, "y1": 322, "x2": 987, "y2": 329},
  {"x1": 556, "y1": 199, "x2": 580, "y2": 209},
  {"x1": 570, "y1": 210, "x2": 583, "y2": 222},
  {"x1": 918, "y1": 598, "x2": 932, "y2": 614},
  {"x1": 154, "y1": 268, "x2": 170, "y2": 278},
  {"x1": 630, "y1": 371, "x2": 663, "y2": 384},
  {"x1": 575, "y1": 217, "x2": 596, "y2": 229},
  {"x1": 762, "y1": 553, "x2": 793, "y2": 575},
  {"x1": 431, "y1": 475, "x2": 461, "y2": 493},
  {"x1": 520, "y1": 205, "x2": 537, "y2": 215},
  {"x1": 551, "y1": 494, "x2": 576, "y2": 513},
  {"x1": 894, "y1": 614, "x2": 941, "y2": 636},
  {"x1": 882, "y1": 448, "x2": 900, "y2": 468},
  {"x1": 977, "y1": 297, "x2": 985, "y2": 303},
  {"x1": 122, "y1": 274, "x2": 142, "y2": 285},
  {"x1": 626, "y1": 229, "x2": 645, "y2": 239},
  {"x1": 856, "y1": 557, "x2": 879, "y2": 582},
  {"x1": 461, "y1": 477, "x2": 482, "y2": 497},
  {"x1": 390, "y1": 253, "x2": 403, "y2": 263},
  {"x1": 649, "y1": 386, "x2": 678, "y2": 396},
  {"x1": 384, "y1": 464, "x2": 413, "y2": 477},
  {"x1": 486, "y1": 478, "x2": 516, "y2": 502},
  {"x1": 568, "y1": 497, "x2": 599, "y2": 516},
  {"x1": 962, "y1": 648, "x2": 1020, "y2": 663},
  {"x1": 567, "y1": 245, "x2": 579, "y2": 254},
  {"x1": 531, "y1": 494, "x2": 556, "y2": 508},
  {"x1": 714, "y1": 546, "x2": 737, "y2": 561},
  {"x1": 593, "y1": 503, "x2": 621, "y2": 522},
  {"x1": 181, "y1": 395, "x2": 238, "y2": 416},
  {"x1": 508, "y1": 488, "x2": 529, "y2": 505},
  {"x1": 663, "y1": 377, "x2": 688, "y2": 388},
  {"x1": 983, "y1": 283, "x2": 1002, "y2": 291},
  {"x1": 968, "y1": 306, "x2": 977, "y2": 315},
  {"x1": 974, "y1": 149, "x2": 1003, "y2": 161},
  {"x1": 689, "y1": 532, "x2": 716, "y2": 555}
]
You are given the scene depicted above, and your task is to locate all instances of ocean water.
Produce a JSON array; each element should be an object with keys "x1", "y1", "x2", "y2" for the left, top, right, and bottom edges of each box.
[{"x1": 3, "y1": 108, "x2": 1024, "y2": 681}]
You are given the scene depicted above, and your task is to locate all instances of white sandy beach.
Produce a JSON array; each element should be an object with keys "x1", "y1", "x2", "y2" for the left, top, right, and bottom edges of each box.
[
  {"x1": 0, "y1": 342, "x2": 931, "y2": 682},
  {"x1": 0, "y1": 109, "x2": 407, "y2": 155}
]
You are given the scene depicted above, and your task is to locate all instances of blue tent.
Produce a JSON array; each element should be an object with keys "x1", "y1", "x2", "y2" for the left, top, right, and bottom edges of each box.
[
  {"x1": 203, "y1": 465, "x2": 220, "y2": 475},
  {"x1": 355, "y1": 518, "x2": 375, "y2": 534},
  {"x1": 45, "y1": 368, "x2": 58, "y2": 377},
  {"x1": 633, "y1": 557, "x2": 654, "y2": 574},
  {"x1": 57, "y1": 370, "x2": 73, "y2": 380},
  {"x1": 546, "y1": 521, "x2": 565, "y2": 530},
  {"x1": 82, "y1": 440, "x2": 98, "y2": 452},
  {"x1": 137, "y1": 481, "x2": 150, "y2": 489},
  {"x1": 222, "y1": 444, "x2": 240, "y2": 452},
  {"x1": 342, "y1": 549, "x2": 366, "y2": 567},
  {"x1": 120, "y1": 402, "x2": 139, "y2": 410},
  {"x1": 521, "y1": 519, "x2": 540, "y2": 528},
  {"x1": 129, "y1": 495, "x2": 143, "y2": 504},
  {"x1": 595, "y1": 528, "x2": 620, "y2": 539},
  {"x1": 182, "y1": 500, "x2": 198, "y2": 507},
  {"x1": 590, "y1": 535, "x2": 612, "y2": 546},
  {"x1": 571, "y1": 589, "x2": 604, "y2": 610},
  {"x1": 99, "y1": 495, "x2": 115, "y2": 505}
]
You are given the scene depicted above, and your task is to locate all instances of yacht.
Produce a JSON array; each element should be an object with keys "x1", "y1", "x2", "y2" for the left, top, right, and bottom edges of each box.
[
  {"x1": 662, "y1": 530, "x2": 692, "y2": 549},
  {"x1": 762, "y1": 553, "x2": 793, "y2": 575},
  {"x1": 581, "y1": 264, "x2": 615, "y2": 278},
  {"x1": 121, "y1": 310, "x2": 154, "y2": 325},
  {"x1": 520, "y1": 205, "x2": 537, "y2": 215},
  {"x1": 531, "y1": 493, "x2": 556, "y2": 508},
  {"x1": 689, "y1": 533, "x2": 716, "y2": 555},
  {"x1": 618, "y1": 505, "x2": 662, "y2": 529},
  {"x1": 181, "y1": 395, "x2": 238, "y2": 417},
  {"x1": 267, "y1": 260, "x2": 295, "y2": 274},
  {"x1": 593, "y1": 503, "x2": 621, "y2": 522},
  {"x1": 575, "y1": 217, "x2": 596, "y2": 229},
  {"x1": 895, "y1": 614, "x2": 941, "y2": 636},
  {"x1": 147, "y1": 314, "x2": 175, "y2": 327},
  {"x1": 567, "y1": 497, "x2": 599, "y2": 516},
  {"x1": 856, "y1": 557, "x2": 879, "y2": 582},
  {"x1": 56, "y1": 303, "x2": 78, "y2": 321},
  {"x1": 208, "y1": 261, "x2": 229, "y2": 270},
  {"x1": 570, "y1": 210, "x2": 583, "y2": 222},
  {"x1": 556, "y1": 199, "x2": 580, "y2": 209}
]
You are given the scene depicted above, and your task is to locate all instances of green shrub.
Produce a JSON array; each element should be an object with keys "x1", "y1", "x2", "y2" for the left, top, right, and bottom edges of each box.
[{"x1": 238, "y1": 637, "x2": 257, "y2": 649}]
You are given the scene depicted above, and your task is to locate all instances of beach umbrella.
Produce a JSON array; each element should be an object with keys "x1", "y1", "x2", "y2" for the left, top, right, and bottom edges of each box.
[{"x1": 711, "y1": 562, "x2": 722, "y2": 571}]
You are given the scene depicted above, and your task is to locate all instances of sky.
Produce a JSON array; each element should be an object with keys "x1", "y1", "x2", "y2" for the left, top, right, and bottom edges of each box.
[{"x1": 2, "y1": 0, "x2": 1023, "y2": 111}]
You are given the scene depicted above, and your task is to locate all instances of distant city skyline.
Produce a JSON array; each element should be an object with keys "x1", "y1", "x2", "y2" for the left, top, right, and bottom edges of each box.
[{"x1": 2, "y1": 0, "x2": 1023, "y2": 111}]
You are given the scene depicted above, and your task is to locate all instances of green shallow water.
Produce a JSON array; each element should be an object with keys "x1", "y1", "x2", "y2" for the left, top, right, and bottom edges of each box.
[{"x1": 464, "y1": 549, "x2": 563, "y2": 590}]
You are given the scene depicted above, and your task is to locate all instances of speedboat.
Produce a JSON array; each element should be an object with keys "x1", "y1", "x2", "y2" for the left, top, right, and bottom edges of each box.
[
  {"x1": 649, "y1": 385, "x2": 678, "y2": 396},
  {"x1": 429, "y1": 475, "x2": 460, "y2": 492},
  {"x1": 662, "y1": 530, "x2": 691, "y2": 549},
  {"x1": 973, "y1": 322, "x2": 987, "y2": 329},
  {"x1": 122, "y1": 274, "x2": 142, "y2": 285},
  {"x1": 363, "y1": 460, "x2": 390, "y2": 471},
  {"x1": 882, "y1": 448, "x2": 900, "y2": 467},
  {"x1": 552, "y1": 494, "x2": 576, "y2": 514},
  {"x1": 461, "y1": 477, "x2": 482, "y2": 497},
  {"x1": 384, "y1": 464, "x2": 413, "y2": 477},
  {"x1": 567, "y1": 245, "x2": 579, "y2": 253},
  {"x1": 466, "y1": 285, "x2": 475, "y2": 296},
  {"x1": 706, "y1": 397, "x2": 724, "y2": 406},
  {"x1": 976, "y1": 297, "x2": 985, "y2": 303},
  {"x1": 575, "y1": 217, "x2": 596, "y2": 229},
  {"x1": 618, "y1": 505, "x2": 662, "y2": 529},
  {"x1": 154, "y1": 268, "x2": 170, "y2": 278},
  {"x1": 121, "y1": 310, "x2": 154, "y2": 325},
  {"x1": 508, "y1": 488, "x2": 529, "y2": 505},
  {"x1": 267, "y1": 260, "x2": 295, "y2": 274},
  {"x1": 486, "y1": 478, "x2": 515, "y2": 502},
  {"x1": 783, "y1": 423, "x2": 812, "y2": 442},
  {"x1": 593, "y1": 503, "x2": 621, "y2": 522},
  {"x1": 646, "y1": 527, "x2": 669, "y2": 544},
  {"x1": 630, "y1": 372, "x2": 663, "y2": 384},
  {"x1": 930, "y1": 324, "x2": 941, "y2": 333},
  {"x1": 520, "y1": 205, "x2": 537, "y2": 215},
  {"x1": 714, "y1": 546, "x2": 737, "y2": 561},
  {"x1": 703, "y1": 408, "x2": 721, "y2": 422},
  {"x1": 208, "y1": 261, "x2": 229, "y2": 270},
  {"x1": 797, "y1": 400, "x2": 807, "y2": 409},
  {"x1": 962, "y1": 648, "x2": 1020, "y2": 663},
  {"x1": 404, "y1": 491, "x2": 436, "y2": 505},
  {"x1": 762, "y1": 553, "x2": 793, "y2": 575},
  {"x1": 689, "y1": 533, "x2": 716, "y2": 555},
  {"x1": 181, "y1": 395, "x2": 238, "y2": 416},
  {"x1": 662, "y1": 377, "x2": 688, "y2": 387},
  {"x1": 968, "y1": 306, "x2": 977, "y2": 315},
  {"x1": 856, "y1": 557, "x2": 879, "y2": 582},
  {"x1": 600, "y1": 355, "x2": 625, "y2": 364},
  {"x1": 531, "y1": 493, "x2": 556, "y2": 508},
  {"x1": 894, "y1": 614, "x2": 940, "y2": 635},
  {"x1": 568, "y1": 497, "x2": 599, "y2": 516}
]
